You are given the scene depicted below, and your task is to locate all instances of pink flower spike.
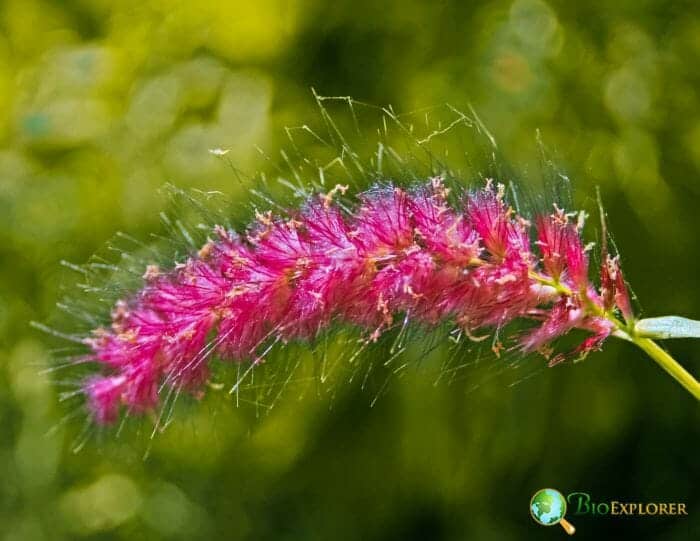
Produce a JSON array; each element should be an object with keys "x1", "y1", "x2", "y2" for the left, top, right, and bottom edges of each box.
[{"x1": 77, "y1": 178, "x2": 641, "y2": 425}]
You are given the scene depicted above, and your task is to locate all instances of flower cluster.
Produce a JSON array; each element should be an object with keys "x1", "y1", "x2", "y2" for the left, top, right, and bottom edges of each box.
[{"x1": 83, "y1": 178, "x2": 632, "y2": 424}]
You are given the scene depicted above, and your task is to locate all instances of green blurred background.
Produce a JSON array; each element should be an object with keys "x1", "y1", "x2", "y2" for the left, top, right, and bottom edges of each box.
[{"x1": 1, "y1": 0, "x2": 699, "y2": 539}]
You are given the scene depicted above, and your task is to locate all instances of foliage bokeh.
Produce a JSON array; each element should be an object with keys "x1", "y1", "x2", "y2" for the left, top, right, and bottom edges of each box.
[{"x1": 1, "y1": 1, "x2": 699, "y2": 539}]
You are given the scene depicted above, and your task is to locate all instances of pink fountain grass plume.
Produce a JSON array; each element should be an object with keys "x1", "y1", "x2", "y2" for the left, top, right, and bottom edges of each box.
[{"x1": 80, "y1": 176, "x2": 700, "y2": 425}]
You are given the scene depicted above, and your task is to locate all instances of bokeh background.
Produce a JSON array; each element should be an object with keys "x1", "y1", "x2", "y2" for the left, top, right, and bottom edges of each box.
[{"x1": 1, "y1": 0, "x2": 699, "y2": 539}]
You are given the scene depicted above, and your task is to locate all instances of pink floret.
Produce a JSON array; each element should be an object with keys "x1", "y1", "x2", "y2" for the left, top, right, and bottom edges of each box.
[{"x1": 85, "y1": 375, "x2": 126, "y2": 425}]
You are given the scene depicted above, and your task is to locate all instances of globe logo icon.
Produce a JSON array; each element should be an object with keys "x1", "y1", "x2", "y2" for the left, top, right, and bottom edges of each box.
[{"x1": 530, "y1": 488, "x2": 576, "y2": 535}]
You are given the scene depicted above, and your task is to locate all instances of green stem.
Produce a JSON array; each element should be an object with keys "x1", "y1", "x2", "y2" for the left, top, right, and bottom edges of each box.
[{"x1": 629, "y1": 337, "x2": 700, "y2": 400}]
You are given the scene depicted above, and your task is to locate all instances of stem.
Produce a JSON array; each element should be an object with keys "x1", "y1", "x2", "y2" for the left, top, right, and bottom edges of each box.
[{"x1": 629, "y1": 337, "x2": 700, "y2": 400}]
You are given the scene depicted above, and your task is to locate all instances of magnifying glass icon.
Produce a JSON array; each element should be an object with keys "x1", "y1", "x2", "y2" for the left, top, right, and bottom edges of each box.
[{"x1": 530, "y1": 488, "x2": 576, "y2": 535}]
